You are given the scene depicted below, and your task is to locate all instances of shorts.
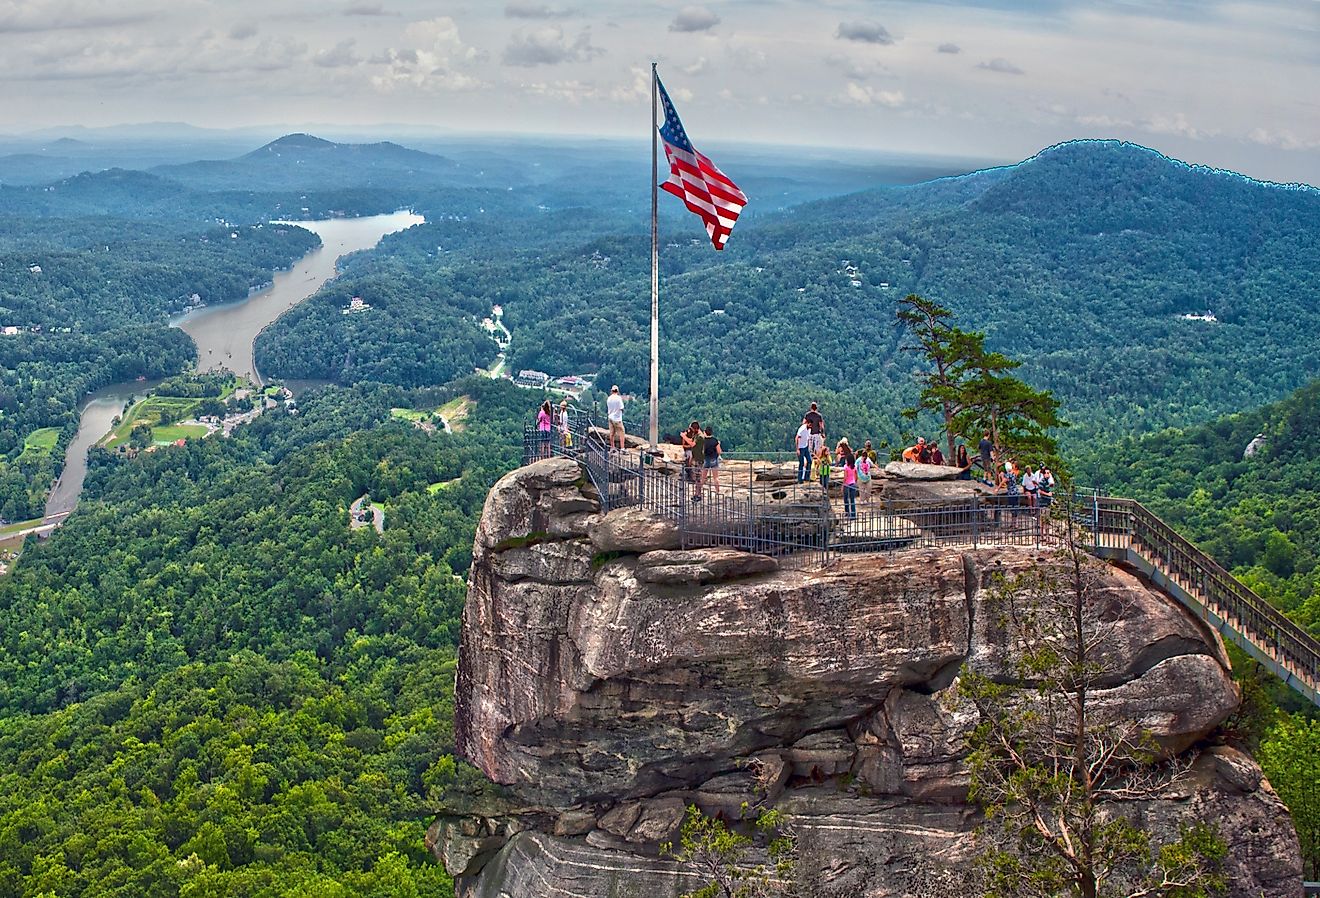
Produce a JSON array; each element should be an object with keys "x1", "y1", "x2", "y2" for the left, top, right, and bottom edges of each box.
[
  {"x1": 608, "y1": 420, "x2": 625, "y2": 440},
  {"x1": 809, "y1": 433, "x2": 824, "y2": 454},
  {"x1": 703, "y1": 458, "x2": 719, "y2": 469}
]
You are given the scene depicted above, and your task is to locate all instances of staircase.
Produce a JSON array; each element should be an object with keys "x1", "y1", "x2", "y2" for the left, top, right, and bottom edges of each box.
[{"x1": 1090, "y1": 496, "x2": 1320, "y2": 708}]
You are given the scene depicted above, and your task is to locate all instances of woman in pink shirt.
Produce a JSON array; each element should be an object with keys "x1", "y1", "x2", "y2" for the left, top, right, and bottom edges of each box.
[{"x1": 839, "y1": 439, "x2": 858, "y2": 520}]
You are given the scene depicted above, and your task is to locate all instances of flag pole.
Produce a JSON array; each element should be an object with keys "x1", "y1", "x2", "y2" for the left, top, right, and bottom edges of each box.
[{"x1": 649, "y1": 62, "x2": 660, "y2": 451}]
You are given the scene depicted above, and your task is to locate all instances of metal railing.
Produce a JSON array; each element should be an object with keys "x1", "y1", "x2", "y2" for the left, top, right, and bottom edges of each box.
[
  {"x1": 520, "y1": 410, "x2": 1320, "y2": 707},
  {"x1": 1090, "y1": 497, "x2": 1320, "y2": 707}
]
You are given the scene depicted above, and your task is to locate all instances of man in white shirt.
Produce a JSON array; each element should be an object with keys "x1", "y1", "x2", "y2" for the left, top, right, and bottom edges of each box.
[
  {"x1": 793, "y1": 418, "x2": 811, "y2": 482},
  {"x1": 606, "y1": 385, "x2": 626, "y2": 451}
]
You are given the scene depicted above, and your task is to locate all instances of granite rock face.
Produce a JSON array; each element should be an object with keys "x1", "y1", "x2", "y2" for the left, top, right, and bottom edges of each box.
[{"x1": 442, "y1": 462, "x2": 1303, "y2": 897}]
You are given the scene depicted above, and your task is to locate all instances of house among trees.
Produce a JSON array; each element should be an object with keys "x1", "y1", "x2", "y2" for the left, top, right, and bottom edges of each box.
[
  {"x1": 515, "y1": 369, "x2": 550, "y2": 389},
  {"x1": 342, "y1": 296, "x2": 372, "y2": 315}
]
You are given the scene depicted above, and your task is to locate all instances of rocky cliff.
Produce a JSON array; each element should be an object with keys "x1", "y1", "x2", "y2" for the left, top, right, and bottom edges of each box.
[{"x1": 433, "y1": 457, "x2": 1302, "y2": 897}]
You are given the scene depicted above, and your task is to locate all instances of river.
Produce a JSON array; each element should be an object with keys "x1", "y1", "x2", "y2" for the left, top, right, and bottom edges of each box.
[
  {"x1": 171, "y1": 210, "x2": 424, "y2": 384},
  {"x1": 42, "y1": 211, "x2": 424, "y2": 524},
  {"x1": 43, "y1": 379, "x2": 159, "y2": 521}
]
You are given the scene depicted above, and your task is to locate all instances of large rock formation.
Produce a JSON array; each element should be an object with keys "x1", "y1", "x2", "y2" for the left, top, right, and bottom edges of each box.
[{"x1": 437, "y1": 458, "x2": 1302, "y2": 897}]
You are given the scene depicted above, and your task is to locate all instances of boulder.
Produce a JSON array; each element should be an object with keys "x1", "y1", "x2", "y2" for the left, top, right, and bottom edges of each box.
[
  {"x1": 634, "y1": 547, "x2": 778, "y2": 585},
  {"x1": 884, "y1": 461, "x2": 966, "y2": 481},
  {"x1": 588, "y1": 507, "x2": 681, "y2": 553}
]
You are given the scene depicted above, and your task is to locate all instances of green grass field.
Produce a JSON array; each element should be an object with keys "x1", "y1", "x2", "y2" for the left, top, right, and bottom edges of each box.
[
  {"x1": 20, "y1": 427, "x2": 61, "y2": 459},
  {"x1": 151, "y1": 424, "x2": 209, "y2": 444},
  {"x1": 0, "y1": 517, "x2": 42, "y2": 538},
  {"x1": 101, "y1": 396, "x2": 204, "y2": 449},
  {"x1": 426, "y1": 479, "x2": 462, "y2": 494}
]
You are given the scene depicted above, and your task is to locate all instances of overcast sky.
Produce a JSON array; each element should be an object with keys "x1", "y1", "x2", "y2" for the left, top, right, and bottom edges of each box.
[{"x1": 3, "y1": 0, "x2": 1319, "y2": 182}]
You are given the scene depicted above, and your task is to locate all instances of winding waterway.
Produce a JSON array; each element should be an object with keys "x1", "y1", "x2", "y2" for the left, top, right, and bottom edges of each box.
[
  {"x1": 171, "y1": 210, "x2": 424, "y2": 384},
  {"x1": 42, "y1": 211, "x2": 424, "y2": 524}
]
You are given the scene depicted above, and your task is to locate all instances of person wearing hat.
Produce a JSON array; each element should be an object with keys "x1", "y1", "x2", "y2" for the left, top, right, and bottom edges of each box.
[{"x1": 606, "y1": 385, "x2": 626, "y2": 451}]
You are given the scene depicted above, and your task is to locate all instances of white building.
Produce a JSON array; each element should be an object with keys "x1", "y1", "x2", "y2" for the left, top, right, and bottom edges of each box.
[{"x1": 342, "y1": 296, "x2": 372, "y2": 315}]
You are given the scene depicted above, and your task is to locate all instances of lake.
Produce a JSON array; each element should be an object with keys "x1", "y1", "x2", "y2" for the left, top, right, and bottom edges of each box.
[{"x1": 171, "y1": 210, "x2": 424, "y2": 383}]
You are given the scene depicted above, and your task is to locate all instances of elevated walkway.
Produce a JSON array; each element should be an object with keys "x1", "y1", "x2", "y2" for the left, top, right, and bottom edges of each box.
[{"x1": 523, "y1": 416, "x2": 1320, "y2": 708}]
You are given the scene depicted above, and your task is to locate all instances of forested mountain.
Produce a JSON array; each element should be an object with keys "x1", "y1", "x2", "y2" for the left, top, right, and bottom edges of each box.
[
  {"x1": 1079, "y1": 378, "x2": 1320, "y2": 638},
  {"x1": 257, "y1": 139, "x2": 1320, "y2": 452},
  {"x1": 153, "y1": 134, "x2": 468, "y2": 193}
]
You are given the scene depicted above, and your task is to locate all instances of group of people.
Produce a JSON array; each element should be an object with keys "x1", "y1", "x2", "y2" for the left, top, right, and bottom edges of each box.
[
  {"x1": 899, "y1": 435, "x2": 971, "y2": 470},
  {"x1": 792, "y1": 404, "x2": 880, "y2": 519},
  {"x1": 532, "y1": 384, "x2": 629, "y2": 459},
  {"x1": 680, "y1": 421, "x2": 723, "y2": 501}
]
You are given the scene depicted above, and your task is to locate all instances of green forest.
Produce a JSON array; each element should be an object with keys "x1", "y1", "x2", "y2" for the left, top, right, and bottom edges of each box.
[{"x1": 0, "y1": 377, "x2": 528, "y2": 896}]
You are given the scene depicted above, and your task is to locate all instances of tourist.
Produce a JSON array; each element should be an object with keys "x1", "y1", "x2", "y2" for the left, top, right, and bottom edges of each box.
[
  {"x1": 558, "y1": 399, "x2": 572, "y2": 451},
  {"x1": 978, "y1": 431, "x2": 994, "y2": 483},
  {"x1": 902, "y1": 436, "x2": 926, "y2": 463},
  {"x1": 856, "y1": 446, "x2": 874, "y2": 504},
  {"x1": 804, "y1": 402, "x2": 825, "y2": 455},
  {"x1": 1022, "y1": 465, "x2": 1039, "y2": 509},
  {"x1": 815, "y1": 444, "x2": 833, "y2": 491},
  {"x1": 702, "y1": 426, "x2": 722, "y2": 495},
  {"x1": 929, "y1": 443, "x2": 945, "y2": 466},
  {"x1": 681, "y1": 421, "x2": 699, "y2": 478},
  {"x1": 606, "y1": 385, "x2": 627, "y2": 452},
  {"x1": 793, "y1": 417, "x2": 812, "y2": 483},
  {"x1": 954, "y1": 441, "x2": 971, "y2": 480},
  {"x1": 918, "y1": 439, "x2": 934, "y2": 464},
  {"x1": 535, "y1": 400, "x2": 553, "y2": 458},
  {"x1": 1004, "y1": 460, "x2": 1021, "y2": 517},
  {"x1": 690, "y1": 424, "x2": 706, "y2": 501},
  {"x1": 1038, "y1": 466, "x2": 1055, "y2": 537},
  {"x1": 839, "y1": 440, "x2": 858, "y2": 519}
]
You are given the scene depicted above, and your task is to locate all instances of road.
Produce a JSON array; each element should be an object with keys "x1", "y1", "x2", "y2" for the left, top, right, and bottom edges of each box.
[
  {"x1": 349, "y1": 495, "x2": 384, "y2": 534},
  {"x1": 0, "y1": 510, "x2": 71, "y2": 543}
]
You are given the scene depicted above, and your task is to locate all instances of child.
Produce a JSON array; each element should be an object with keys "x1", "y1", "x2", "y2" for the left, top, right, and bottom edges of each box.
[{"x1": 816, "y1": 446, "x2": 833, "y2": 491}]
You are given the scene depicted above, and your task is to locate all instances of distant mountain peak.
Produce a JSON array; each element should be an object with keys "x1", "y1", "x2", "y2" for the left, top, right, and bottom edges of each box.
[{"x1": 253, "y1": 133, "x2": 336, "y2": 154}]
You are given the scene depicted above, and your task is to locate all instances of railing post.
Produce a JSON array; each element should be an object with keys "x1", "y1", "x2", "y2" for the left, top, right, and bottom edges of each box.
[{"x1": 972, "y1": 494, "x2": 980, "y2": 549}]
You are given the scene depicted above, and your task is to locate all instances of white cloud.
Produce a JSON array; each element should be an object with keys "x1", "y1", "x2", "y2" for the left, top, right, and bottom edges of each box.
[
  {"x1": 229, "y1": 22, "x2": 257, "y2": 41},
  {"x1": 371, "y1": 17, "x2": 484, "y2": 91},
  {"x1": 843, "y1": 82, "x2": 905, "y2": 107},
  {"x1": 503, "y1": 25, "x2": 603, "y2": 66},
  {"x1": 977, "y1": 57, "x2": 1024, "y2": 75},
  {"x1": 937, "y1": 42, "x2": 961, "y2": 54},
  {"x1": 836, "y1": 21, "x2": 895, "y2": 45},
  {"x1": 669, "y1": 6, "x2": 720, "y2": 34},
  {"x1": 682, "y1": 57, "x2": 709, "y2": 76},
  {"x1": 825, "y1": 53, "x2": 892, "y2": 80},
  {"x1": 504, "y1": 2, "x2": 574, "y2": 19},
  {"x1": 315, "y1": 39, "x2": 359, "y2": 68}
]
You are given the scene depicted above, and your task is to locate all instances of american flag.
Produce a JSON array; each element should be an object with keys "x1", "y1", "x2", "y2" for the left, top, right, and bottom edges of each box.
[{"x1": 657, "y1": 76, "x2": 747, "y2": 251}]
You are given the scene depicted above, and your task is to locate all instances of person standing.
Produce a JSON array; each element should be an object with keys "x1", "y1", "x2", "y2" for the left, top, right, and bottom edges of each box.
[
  {"x1": 929, "y1": 443, "x2": 945, "y2": 466},
  {"x1": 606, "y1": 385, "x2": 626, "y2": 452},
  {"x1": 978, "y1": 432, "x2": 994, "y2": 483},
  {"x1": 535, "y1": 400, "x2": 553, "y2": 459},
  {"x1": 816, "y1": 444, "x2": 832, "y2": 492},
  {"x1": 558, "y1": 399, "x2": 572, "y2": 452},
  {"x1": 804, "y1": 402, "x2": 825, "y2": 456},
  {"x1": 839, "y1": 441, "x2": 858, "y2": 519},
  {"x1": 856, "y1": 447, "x2": 874, "y2": 505},
  {"x1": 682, "y1": 421, "x2": 699, "y2": 479},
  {"x1": 955, "y1": 441, "x2": 971, "y2": 480},
  {"x1": 690, "y1": 424, "x2": 706, "y2": 502},
  {"x1": 793, "y1": 418, "x2": 812, "y2": 483},
  {"x1": 702, "y1": 426, "x2": 722, "y2": 495}
]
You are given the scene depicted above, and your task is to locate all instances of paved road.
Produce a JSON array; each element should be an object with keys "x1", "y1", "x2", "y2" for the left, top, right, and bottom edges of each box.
[
  {"x1": 349, "y1": 495, "x2": 384, "y2": 534},
  {"x1": 0, "y1": 510, "x2": 71, "y2": 543}
]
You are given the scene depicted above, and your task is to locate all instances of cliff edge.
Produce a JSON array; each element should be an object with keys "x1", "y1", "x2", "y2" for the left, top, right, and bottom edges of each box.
[{"x1": 435, "y1": 457, "x2": 1302, "y2": 897}]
